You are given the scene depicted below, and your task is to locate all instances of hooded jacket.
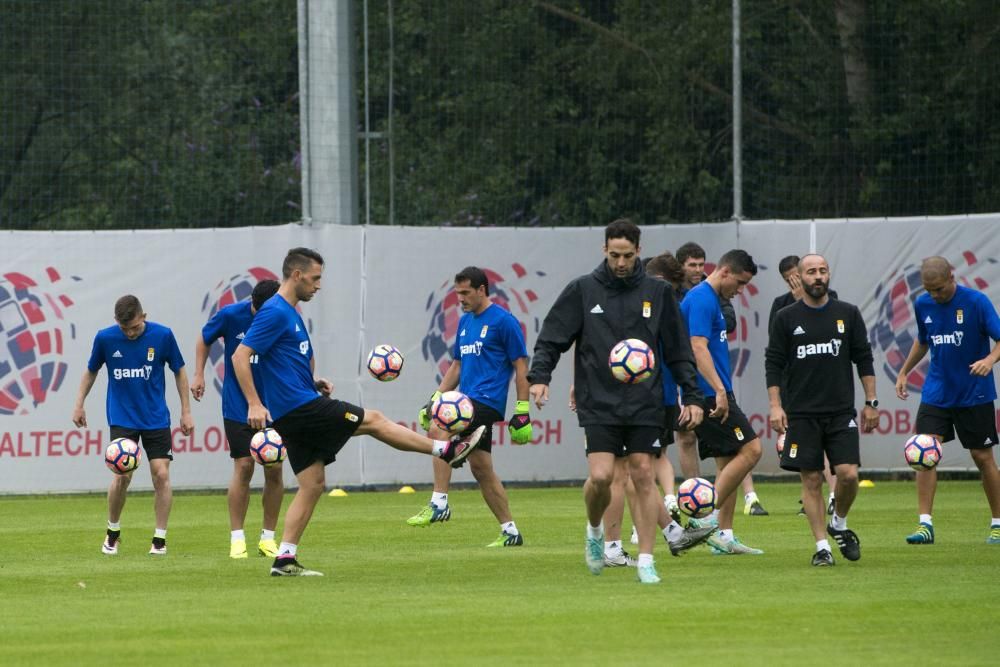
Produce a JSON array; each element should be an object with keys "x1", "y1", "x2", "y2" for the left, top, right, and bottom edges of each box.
[{"x1": 527, "y1": 259, "x2": 703, "y2": 427}]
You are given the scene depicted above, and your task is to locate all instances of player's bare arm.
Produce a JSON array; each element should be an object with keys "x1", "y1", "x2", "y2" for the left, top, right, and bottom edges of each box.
[
  {"x1": 860, "y1": 375, "x2": 879, "y2": 432},
  {"x1": 310, "y1": 356, "x2": 333, "y2": 396},
  {"x1": 174, "y1": 367, "x2": 195, "y2": 436},
  {"x1": 190, "y1": 336, "x2": 211, "y2": 401},
  {"x1": 690, "y1": 336, "x2": 729, "y2": 422},
  {"x1": 969, "y1": 340, "x2": 1000, "y2": 377},
  {"x1": 233, "y1": 343, "x2": 271, "y2": 430},
  {"x1": 71, "y1": 369, "x2": 99, "y2": 428},
  {"x1": 529, "y1": 383, "x2": 549, "y2": 409},
  {"x1": 895, "y1": 341, "x2": 929, "y2": 399},
  {"x1": 766, "y1": 385, "x2": 787, "y2": 433}
]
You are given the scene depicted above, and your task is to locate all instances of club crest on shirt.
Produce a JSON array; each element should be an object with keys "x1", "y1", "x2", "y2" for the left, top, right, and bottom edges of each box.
[
  {"x1": 147, "y1": 347, "x2": 155, "y2": 361},
  {"x1": 642, "y1": 301, "x2": 651, "y2": 318},
  {"x1": 956, "y1": 309, "x2": 964, "y2": 324},
  {"x1": 480, "y1": 325, "x2": 489, "y2": 338},
  {"x1": 836, "y1": 319, "x2": 845, "y2": 333}
]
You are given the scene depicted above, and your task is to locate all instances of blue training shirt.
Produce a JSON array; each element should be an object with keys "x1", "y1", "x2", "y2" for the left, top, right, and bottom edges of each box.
[
  {"x1": 241, "y1": 295, "x2": 318, "y2": 421},
  {"x1": 916, "y1": 285, "x2": 1000, "y2": 408},
  {"x1": 659, "y1": 341, "x2": 678, "y2": 407},
  {"x1": 452, "y1": 303, "x2": 528, "y2": 415},
  {"x1": 680, "y1": 281, "x2": 733, "y2": 397},
  {"x1": 201, "y1": 301, "x2": 264, "y2": 422},
  {"x1": 87, "y1": 321, "x2": 185, "y2": 430}
]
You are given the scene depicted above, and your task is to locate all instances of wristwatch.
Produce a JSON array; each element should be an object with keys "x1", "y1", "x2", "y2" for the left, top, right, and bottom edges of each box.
[{"x1": 865, "y1": 399, "x2": 879, "y2": 408}]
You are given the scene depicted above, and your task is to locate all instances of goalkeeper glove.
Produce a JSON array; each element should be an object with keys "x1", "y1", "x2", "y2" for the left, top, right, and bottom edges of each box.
[
  {"x1": 418, "y1": 390, "x2": 442, "y2": 431},
  {"x1": 507, "y1": 400, "x2": 532, "y2": 445}
]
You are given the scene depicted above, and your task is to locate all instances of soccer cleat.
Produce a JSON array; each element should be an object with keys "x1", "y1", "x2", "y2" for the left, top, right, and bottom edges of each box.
[
  {"x1": 149, "y1": 537, "x2": 167, "y2": 556},
  {"x1": 630, "y1": 525, "x2": 639, "y2": 545},
  {"x1": 585, "y1": 534, "x2": 604, "y2": 575},
  {"x1": 987, "y1": 527, "x2": 1000, "y2": 544},
  {"x1": 230, "y1": 539, "x2": 248, "y2": 559},
  {"x1": 827, "y1": 525, "x2": 861, "y2": 561},
  {"x1": 270, "y1": 557, "x2": 324, "y2": 577},
  {"x1": 668, "y1": 522, "x2": 717, "y2": 556},
  {"x1": 440, "y1": 425, "x2": 486, "y2": 468},
  {"x1": 406, "y1": 503, "x2": 451, "y2": 527},
  {"x1": 102, "y1": 530, "x2": 121, "y2": 555},
  {"x1": 798, "y1": 500, "x2": 806, "y2": 516},
  {"x1": 707, "y1": 535, "x2": 764, "y2": 555},
  {"x1": 604, "y1": 549, "x2": 637, "y2": 567},
  {"x1": 688, "y1": 514, "x2": 719, "y2": 530},
  {"x1": 258, "y1": 538, "x2": 279, "y2": 558},
  {"x1": 827, "y1": 495, "x2": 836, "y2": 516},
  {"x1": 486, "y1": 530, "x2": 523, "y2": 547},
  {"x1": 636, "y1": 563, "x2": 661, "y2": 584},
  {"x1": 905, "y1": 522, "x2": 934, "y2": 545},
  {"x1": 745, "y1": 500, "x2": 769, "y2": 516},
  {"x1": 811, "y1": 549, "x2": 835, "y2": 567}
]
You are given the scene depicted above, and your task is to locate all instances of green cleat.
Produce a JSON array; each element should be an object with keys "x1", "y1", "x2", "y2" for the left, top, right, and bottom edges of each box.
[
  {"x1": 905, "y1": 522, "x2": 934, "y2": 545},
  {"x1": 258, "y1": 538, "x2": 279, "y2": 558},
  {"x1": 230, "y1": 539, "x2": 248, "y2": 559},
  {"x1": 708, "y1": 535, "x2": 764, "y2": 555},
  {"x1": 744, "y1": 499, "x2": 769, "y2": 516},
  {"x1": 688, "y1": 514, "x2": 719, "y2": 530},
  {"x1": 270, "y1": 557, "x2": 323, "y2": 577},
  {"x1": 585, "y1": 534, "x2": 604, "y2": 575},
  {"x1": 987, "y1": 526, "x2": 1000, "y2": 544},
  {"x1": 636, "y1": 563, "x2": 661, "y2": 584},
  {"x1": 486, "y1": 530, "x2": 523, "y2": 547},
  {"x1": 406, "y1": 504, "x2": 451, "y2": 527}
]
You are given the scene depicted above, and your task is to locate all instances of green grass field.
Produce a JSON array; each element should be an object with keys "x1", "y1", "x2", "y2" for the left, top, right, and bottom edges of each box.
[{"x1": 1, "y1": 480, "x2": 999, "y2": 666}]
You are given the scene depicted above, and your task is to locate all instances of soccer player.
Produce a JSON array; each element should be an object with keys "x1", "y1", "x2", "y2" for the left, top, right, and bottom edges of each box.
[
  {"x1": 191, "y1": 279, "x2": 284, "y2": 560},
  {"x1": 406, "y1": 266, "x2": 531, "y2": 547},
  {"x1": 765, "y1": 254, "x2": 879, "y2": 566},
  {"x1": 72, "y1": 295, "x2": 194, "y2": 556},
  {"x1": 675, "y1": 242, "x2": 768, "y2": 516},
  {"x1": 528, "y1": 219, "x2": 707, "y2": 584},
  {"x1": 769, "y1": 254, "x2": 840, "y2": 516},
  {"x1": 894, "y1": 256, "x2": 1000, "y2": 546},
  {"x1": 680, "y1": 249, "x2": 764, "y2": 555},
  {"x1": 232, "y1": 248, "x2": 485, "y2": 577}
]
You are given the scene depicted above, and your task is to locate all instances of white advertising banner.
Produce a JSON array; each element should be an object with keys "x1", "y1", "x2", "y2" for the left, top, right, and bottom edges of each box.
[{"x1": 2, "y1": 215, "x2": 998, "y2": 493}]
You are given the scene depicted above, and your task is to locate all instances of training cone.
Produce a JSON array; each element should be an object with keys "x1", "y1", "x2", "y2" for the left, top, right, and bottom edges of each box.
[
  {"x1": 328, "y1": 488, "x2": 348, "y2": 497},
  {"x1": 859, "y1": 480, "x2": 875, "y2": 488},
  {"x1": 398, "y1": 485, "x2": 415, "y2": 494}
]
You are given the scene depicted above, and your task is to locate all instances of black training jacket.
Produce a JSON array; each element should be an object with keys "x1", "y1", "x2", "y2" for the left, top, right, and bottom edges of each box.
[{"x1": 527, "y1": 260, "x2": 703, "y2": 427}]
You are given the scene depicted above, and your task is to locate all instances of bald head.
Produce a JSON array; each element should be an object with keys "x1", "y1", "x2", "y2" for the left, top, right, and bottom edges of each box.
[
  {"x1": 798, "y1": 253, "x2": 831, "y2": 302},
  {"x1": 920, "y1": 256, "x2": 952, "y2": 282}
]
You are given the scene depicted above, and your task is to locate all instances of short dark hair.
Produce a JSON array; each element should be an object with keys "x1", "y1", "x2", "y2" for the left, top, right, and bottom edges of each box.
[
  {"x1": 251, "y1": 279, "x2": 280, "y2": 311},
  {"x1": 454, "y1": 266, "x2": 489, "y2": 295},
  {"x1": 114, "y1": 295, "x2": 142, "y2": 322},
  {"x1": 282, "y1": 247, "x2": 324, "y2": 279},
  {"x1": 675, "y1": 242, "x2": 706, "y2": 264},
  {"x1": 778, "y1": 255, "x2": 801, "y2": 274},
  {"x1": 718, "y1": 249, "x2": 758, "y2": 276},
  {"x1": 646, "y1": 252, "x2": 685, "y2": 285},
  {"x1": 605, "y1": 218, "x2": 641, "y2": 248}
]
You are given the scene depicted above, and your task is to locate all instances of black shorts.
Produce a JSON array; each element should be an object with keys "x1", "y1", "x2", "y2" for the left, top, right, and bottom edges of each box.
[
  {"x1": 780, "y1": 412, "x2": 860, "y2": 472},
  {"x1": 224, "y1": 419, "x2": 256, "y2": 459},
  {"x1": 915, "y1": 402, "x2": 998, "y2": 450},
  {"x1": 693, "y1": 393, "x2": 758, "y2": 460},
  {"x1": 583, "y1": 424, "x2": 662, "y2": 457},
  {"x1": 468, "y1": 400, "x2": 503, "y2": 454},
  {"x1": 656, "y1": 405, "x2": 679, "y2": 449},
  {"x1": 110, "y1": 426, "x2": 172, "y2": 461},
  {"x1": 272, "y1": 397, "x2": 365, "y2": 475}
]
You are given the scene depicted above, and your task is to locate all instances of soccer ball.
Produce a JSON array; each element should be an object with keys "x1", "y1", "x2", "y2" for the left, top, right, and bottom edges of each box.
[
  {"x1": 105, "y1": 438, "x2": 141, "y2": 475},
  {"x1": 250, "y1": 428, "x2": 286, "y2": 467},
  {"x1": 608, "y1": 338, "x2": 655, "y2": 384},
  {"x1": 903, "y1": 434, "x2": 942, "y2": 471},
  {"x1": 367, "y1": 344, "x2": 404, "y2": 382},
  {"x1": 431, "y1": 390, "x2": 475, "y2": 434},
  {"x1": 776, "y1": 432, "x2": 786, "y2": 456},
  {"x1": 677, "y1": 477, "x2": 716, "y2": 518}
]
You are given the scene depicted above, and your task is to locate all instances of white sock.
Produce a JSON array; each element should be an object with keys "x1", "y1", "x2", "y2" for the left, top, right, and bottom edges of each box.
[
  {"x1": 586, "y1": 522, "x2": 604, "y2": 540},
  {"x1": 717, "y1": 529, "x2": 733, "y2": 543},
  {"x1": 919, "y1": 514, "x2": 933, "y2": 525},
  {"x1": 430, "y1": 492, "x2": 448, "y2": 509},
  {"x1": 828, "y1": 491, "x2": 835, "y2": 501},
  {"x1": 604, "y1": 540, "x2": 621, "y2": 555},
  {"x1": 745, "y1": 491, "x2": 758, "y2": 504},
  {"x1": 153, "y1": 528, "x2": 167, "y2": 539},
  {"x1": 107, "y1": 521, "x2": 121, "y2": 531},
  {"x1": 831, "y1": 513, "x2": 847, "y2": 531},
  {"x1": 665, "y1": 522, "x2": 683, "y2": 539},
  {"x1": 816, "y1": 539, "x2": 831, "y2": 552},
  {"x1": 502, "y1": 521, "x2": 518, "y2": 535},
  {"x1": 231, "y1": 529, "x2": 245, "y2": 542},
  {"x1": 637, "y1": 553, "x2": 654, "y2": 567},
  {"x1": 260, "y1": 529, "x2": 275, "y2": 541},
  {"x1": 993, "y1": 518, "x2": 1000, "y2": 527},
  {"x1": 711, "y1": 509, "x2": 720, "y2": 520},
  {"x1": 278, "y1": 542, "x2": 297, "y2": 558},
  {"x1": 664, "y1": 494, "x2": 677, "y2": 507},
  {"x1": 431, "y1": 440, "x2": 448, "y2": 457}
]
